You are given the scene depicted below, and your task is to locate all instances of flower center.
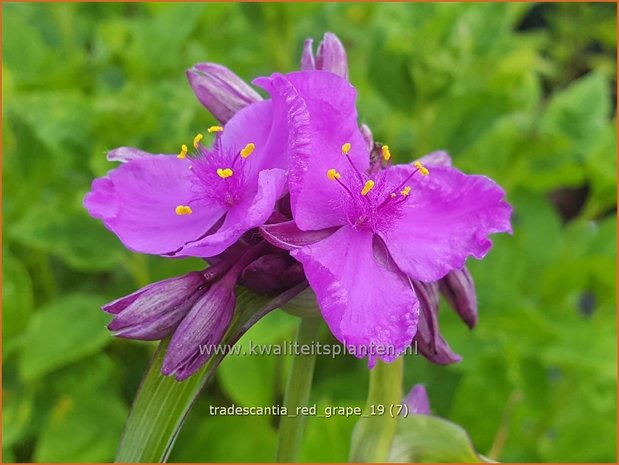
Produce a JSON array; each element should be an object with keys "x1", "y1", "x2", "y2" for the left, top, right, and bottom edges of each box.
[
  {"x1": 174, "y1": 129, "x2": 257, "y2": 214},
  {"x1": 326, "y1": 142, "x2": 429, "y2": 232}
]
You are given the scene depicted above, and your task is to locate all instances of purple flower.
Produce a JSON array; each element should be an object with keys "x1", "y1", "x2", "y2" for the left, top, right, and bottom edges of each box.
[
  {"x1": 260, "y1": 71, "x2": 512, "y2": 366},
  {"x1": 104, "y1": 271, "x2": 207, "y2": 340},
  {"x1": 186, "y1": 63, "x2": 262, "y2": 124},
  {"x1": 162, "y1": 281, "x2": 236, "y2": 381},
  {"x1": 83, "y1": 76, "x2": 309, "y2": 258},
  {"x1": 403, "y1": 384, "x2": 431, "y2": 415}
]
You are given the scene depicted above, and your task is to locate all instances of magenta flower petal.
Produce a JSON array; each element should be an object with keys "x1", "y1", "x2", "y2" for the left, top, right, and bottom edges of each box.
[
  {"x1": 262, "y1": 71, "x2": 368, "y2": 230},
  {"x1": 84, "y1": 155, "x2": 227, "y2": 255},
  {"x1": 176, "y1": 168, "x2": 287, "y2": 257},
  {"x1": 291, "y1": 226, "x2": 419, "y2": 366},
  {"x1": 260, "y1": 220, "x2": 338, "y2": 251},
  {"x1": 106, "y1": 146, "x2": 152, "y2": 163},
  {"x1": 187, "y1": 62, "x2": 262, "y2": 124},
  {"x1": 380, "y1": 165, "x2": 513, "y2": 282}
]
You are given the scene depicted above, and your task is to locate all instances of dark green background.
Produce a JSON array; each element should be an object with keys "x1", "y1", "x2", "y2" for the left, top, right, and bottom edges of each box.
[{"x1": 3, "y1": 2, "x2": 617, "y2": 462}]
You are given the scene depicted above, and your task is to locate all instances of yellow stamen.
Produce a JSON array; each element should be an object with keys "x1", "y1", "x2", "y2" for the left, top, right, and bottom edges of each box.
[
  {"x1": 361, "y1": 180, "x2": 375, "y2": 196},
  {"x1": 240, "y1": 142, "x2": 255, "y2": 158},
  {"x1": 341, "y1": 142, "x2": 351, "y2": 155},
  {"x1": 414, "y1": 161, "x2": 429, "y2": 176},
  {"x1": 175, "y1": 205, "x2": 193, "y2": 215},
  {"x1": 216, "y1": 168, "x2": 233, "y2": 179},
  {"x1": 401, "y1": 186, "x2": 411, "y2": 196},
  {"x1": 177, "y1": 144, "x2": 188, "y2": 159},
  {"x1": 207, "y1": 125, "x2": 224, "y2": 133},
  {"x1": 193, "y1": 133, "x2": 204, "y2": 148},
  {"x1": 381, "y1": 145, "x2": 391, "y2": 161},
  {"x1": 327, "y1": 168, "x2": 341, "y2": 180}
]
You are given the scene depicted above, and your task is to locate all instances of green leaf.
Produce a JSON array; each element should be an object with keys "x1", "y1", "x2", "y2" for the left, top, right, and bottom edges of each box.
[
  {"x1": 541, "y1": 72, "x2": 610, "y2": 155},
  {"x1": 217, "y1": 310, "x2": 296, "y2": 406},
  {"x1": 9, "y1": 201, "x2": 126, "y2": 272},
  {"x1": 389, "y1": 414, "x2": 489, "y2": 463},
  {"x1": 34, "y1": 393, "x2": 127, "y2": 462},
  {"x1": 3, "y1": 447, "x2": 16, "y2": 463},
  {"x1": 170, "y1": 415, "x2": 277, "y2": 462},
  {"x1": 2, "y1": 250, "x2": 34, "y2": 358},
  {"x1": 19, "y1": 294, "x2": 111, "y2": 382},
  {"x1": 2, "y1": 385, "x2": 34, "y2": 449}
]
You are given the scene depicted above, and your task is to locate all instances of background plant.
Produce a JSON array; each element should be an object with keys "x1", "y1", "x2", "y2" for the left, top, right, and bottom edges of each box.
[{"x1": 3, "y1": 2, "x2": 616, "y2": 462}]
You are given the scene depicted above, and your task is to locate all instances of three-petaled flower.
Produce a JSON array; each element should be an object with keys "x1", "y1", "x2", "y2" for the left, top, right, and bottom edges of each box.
[{"x1": 261, "y1": 71, "x2": 512, "y2": 366}]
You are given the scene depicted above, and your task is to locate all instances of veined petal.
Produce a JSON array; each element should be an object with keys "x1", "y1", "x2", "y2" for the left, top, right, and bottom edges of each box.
[
  {"x1": 381, "y1": 165, "x2": 513, "y2": 282},
  {"x1": 175, "y1": 168, "x2": 287, "y2": 257},
  {"x1": 187, "y1": 63, "x2": 262, "y2": 124},
  {"x1": 262, "y1": 71, "x2": 369, "y2": 230},
  {"x1": 84, "y1": 155, "x2": 226, "y2": 255},
  {"x1": 291, "y1": 226, "x2": 419, "y2": 366}
]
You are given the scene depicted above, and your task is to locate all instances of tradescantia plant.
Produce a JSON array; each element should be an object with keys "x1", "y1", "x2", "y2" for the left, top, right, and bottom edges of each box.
[{"x1": 84, "y1": 33, "x2": 512, "y2": 462}]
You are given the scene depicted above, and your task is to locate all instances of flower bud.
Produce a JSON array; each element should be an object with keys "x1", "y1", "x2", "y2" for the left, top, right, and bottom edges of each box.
[
  {"x1": 162, "y1": 282, "x2": 235, "y2": 381},
  {"x1": 300, "y1": 38, "x2": 316, "y2": 71},
  {"x1": 403, "y1": 384, "x2": 431, "y2": 415},
  {"x1": 240, "y1": 254, "x2": 290, "y2": 294},
  {"x1": 413, "y1": 281, "x2": 462, "y2": 365},
  {"x1": 186, "y1": 63, "x2": 262, "y2": 124},
  {"x1": 105, "y1": 272, "x2": 206, "y2": 340},
  {"x1": 439, "y1": 267, "x2": 478, "y2": 329},
  {"x1": 316, "y1": 33, "x2": 349, "y2": 79},
  {"x1": 300, "y1": 33, "x2": 348, "y2": 79}
]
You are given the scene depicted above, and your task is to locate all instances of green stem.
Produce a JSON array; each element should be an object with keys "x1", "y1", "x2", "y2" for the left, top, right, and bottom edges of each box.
[
  {"x1": 275, "y1": 316, "x2": 321, "y2": 462},
  {"x1": 349, "y1": 357, "x2": 404, "y2": 462}
]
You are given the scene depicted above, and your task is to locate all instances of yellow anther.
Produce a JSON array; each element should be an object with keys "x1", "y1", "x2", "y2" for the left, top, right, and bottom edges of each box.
[
  {"x1": 341, "y1": 142, "x2": 351, "y2": 155},
  {"x1": 207, "y1": 125, "x2": 224, "y2": 133},
  {"x1": 414, "y1": 161, "x2": 429, "y2": 176},
  {"x1": 216, "y1": 168, "x2": 233, "y2": 179},
  {"x1": 327, "y1": 168, "x2": 341, "y2": 180},
  {"x1": 381, "y1": 145, "x2": 391, "y2": 161},
  {"x1": 175, "y1": 205, "x2": 193, "y2": 216},
  {"x1": 177, "y1": 144, "x2": 188, "y2": 159},
  {"x1": 401, "y1": 186, "x2": 412, "y2": 196},
  {"x1": 240, "y1": 143, "x2": 255, "y2": 158},
  {"x1": 361, "y1": 180, "x2": 375, "y2": 196},
  {"x1": 193, "y1": 133, "x2": 204, "y2": 148}
]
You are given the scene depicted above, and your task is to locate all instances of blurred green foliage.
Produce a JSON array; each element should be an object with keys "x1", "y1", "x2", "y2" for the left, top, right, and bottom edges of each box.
[{"x1": 2, "y1": 2, "x2": 616, "y2": 463}]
